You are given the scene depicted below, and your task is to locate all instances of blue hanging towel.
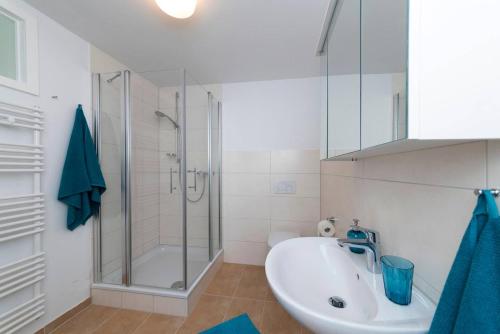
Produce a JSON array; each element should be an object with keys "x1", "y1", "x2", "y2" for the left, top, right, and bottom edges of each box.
[
  {"x1": 58, "y1": 105, "x2": 106, "y2": 231},
  {"x1": 429, "y1": 190, "x2": 500, "y2": 334}
]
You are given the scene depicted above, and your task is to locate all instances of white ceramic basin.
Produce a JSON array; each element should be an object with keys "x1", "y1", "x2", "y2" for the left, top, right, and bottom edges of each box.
[{"x1": 265, "y1": 237, "x2": 436, "y2": 334}]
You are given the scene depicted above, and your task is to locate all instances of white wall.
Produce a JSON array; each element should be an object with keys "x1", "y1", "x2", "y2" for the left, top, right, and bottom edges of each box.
[
  {"x1": 0, "y1": 2, "x2": 92, "y2": 332},
  {"x1": 221, "y1": 77, "x2": 321, "y2": 265},
  {"x1": 222, "y1": 77, "x2": 321, "y2": 151},
  {"x1": 321, "y1": 140, "x2": 500, "y2": 302}
]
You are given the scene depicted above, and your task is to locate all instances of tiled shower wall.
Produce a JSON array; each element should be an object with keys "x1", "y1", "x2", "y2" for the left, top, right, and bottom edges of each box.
[
  {"x1": 131, "y1": 75, "x2": 161, "y2": 259},
  {"x1": 321, "y1": 141, "x2": 500, "y2": 302},
  {"x1": 158, "y1": 84, "x2": 222, "y2": 249}
]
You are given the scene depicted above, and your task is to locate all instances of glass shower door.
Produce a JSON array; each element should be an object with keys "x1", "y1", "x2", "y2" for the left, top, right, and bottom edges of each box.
[{"x1": 184, "y1": 73, "x2": 210, "y2": 287}]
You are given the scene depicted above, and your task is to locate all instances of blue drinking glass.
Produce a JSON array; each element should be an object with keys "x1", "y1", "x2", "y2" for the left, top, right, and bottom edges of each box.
[{"x1": 381, "y1": 255, "x2": 414, "y2": 305}]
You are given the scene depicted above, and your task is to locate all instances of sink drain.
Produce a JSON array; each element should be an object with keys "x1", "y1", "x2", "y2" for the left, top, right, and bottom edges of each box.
[{"x1": 329, "y1": 296, "x2": 346, "y2": 309}]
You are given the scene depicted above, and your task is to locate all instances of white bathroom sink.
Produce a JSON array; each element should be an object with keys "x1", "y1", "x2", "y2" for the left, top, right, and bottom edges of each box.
[{"x1": 265, "y1": 237, "x2": 436, "y2": 334}]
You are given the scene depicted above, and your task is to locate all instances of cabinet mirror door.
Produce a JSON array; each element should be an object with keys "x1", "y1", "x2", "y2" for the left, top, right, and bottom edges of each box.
[
  {"x1": 327, "y1": 0, "x2": 361, "y2": 157},
  {"x1": 361, "y1": 0, "x2": 409, "y2": 149}
]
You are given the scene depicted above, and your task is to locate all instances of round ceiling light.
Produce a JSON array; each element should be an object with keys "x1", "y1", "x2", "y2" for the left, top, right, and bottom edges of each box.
[{"x1": 155, "y1": 0, "x2": 198, "y2": 19}]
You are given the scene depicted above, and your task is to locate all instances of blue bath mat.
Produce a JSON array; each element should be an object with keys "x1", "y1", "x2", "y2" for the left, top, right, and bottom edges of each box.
[{"x1": 200, "y1": 313, "x2": 260, "y2": 334}]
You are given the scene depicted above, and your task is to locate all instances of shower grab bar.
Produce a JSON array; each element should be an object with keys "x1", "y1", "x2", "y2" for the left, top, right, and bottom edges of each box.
[
  {"x1": 188, "y1": 168, "x2": 197, "y2": 192},
  {"x1": 169, "y1": 168, "x2": 177, "y2": 194}
]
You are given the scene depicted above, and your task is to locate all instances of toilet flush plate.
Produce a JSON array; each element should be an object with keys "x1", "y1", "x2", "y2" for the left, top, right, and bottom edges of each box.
[{"x1": 272, "y1": 180, "x2": 296, "y2": 194}]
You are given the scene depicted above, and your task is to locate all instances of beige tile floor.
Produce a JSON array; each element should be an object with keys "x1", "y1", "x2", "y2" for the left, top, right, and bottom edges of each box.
[{"x1": 49, "y1": 263, "x2": 312, "y2": 334}]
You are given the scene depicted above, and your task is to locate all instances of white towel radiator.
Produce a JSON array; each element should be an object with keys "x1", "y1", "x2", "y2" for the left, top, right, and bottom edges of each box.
[{"x1": 0, "y1": 101, "x2": 45, "y2": 334}]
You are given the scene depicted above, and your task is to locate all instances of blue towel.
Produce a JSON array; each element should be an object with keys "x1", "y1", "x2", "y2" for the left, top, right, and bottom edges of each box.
[
  {"x1": 58, "y1": 105, "x2": 106, "y2": 231},
  {"x1": 200, "y1": 314, "x2": 260, "y2": 334},
  {"x1": 430, "y1": 190, "x2": 500, "y2": 334}
]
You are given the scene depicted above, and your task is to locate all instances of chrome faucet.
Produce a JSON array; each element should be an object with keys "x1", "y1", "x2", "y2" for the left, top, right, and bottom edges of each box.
[{"x1": 337, "y1": 224, "x2": 381, "y2": 274}]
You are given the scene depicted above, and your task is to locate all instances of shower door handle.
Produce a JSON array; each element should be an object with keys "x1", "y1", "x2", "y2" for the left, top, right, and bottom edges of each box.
[{"x1": 188, "y1": 168, "x2": 197, "y2": 192}]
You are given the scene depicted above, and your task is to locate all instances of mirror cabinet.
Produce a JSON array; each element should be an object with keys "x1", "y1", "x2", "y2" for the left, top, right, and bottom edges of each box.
[{"x1": 320, "y1": 0, "x2": 500, "y2": 160}]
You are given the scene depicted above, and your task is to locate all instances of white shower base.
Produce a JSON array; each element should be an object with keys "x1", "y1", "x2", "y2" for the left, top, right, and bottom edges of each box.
[
  {"x1": 102, "y1": 244, "x2": 210, "y2": 289},
  {"x1": 92, "y1": 249, "x2": 223, "y2": 316}
]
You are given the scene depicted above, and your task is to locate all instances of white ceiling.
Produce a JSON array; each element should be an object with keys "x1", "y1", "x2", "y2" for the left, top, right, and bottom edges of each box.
[{"x1": 25, "y1": 0, "x2": 330, "y2": 84}]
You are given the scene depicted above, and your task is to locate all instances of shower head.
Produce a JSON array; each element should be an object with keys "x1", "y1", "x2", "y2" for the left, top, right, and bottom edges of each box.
[
  {"x1": 155, "y1": 110, "x2": 179, "y2": 128},
  {"x1": 106, "y1": 72, "x2": 121, "y2": 83}
]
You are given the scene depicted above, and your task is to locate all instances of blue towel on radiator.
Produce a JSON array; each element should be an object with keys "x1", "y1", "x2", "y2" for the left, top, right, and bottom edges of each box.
[
  {"x1": 429, "y1": 190, "x2": 500, "y2": 334},
  {"x1": 58, "y1": 105, "x2": 106, "y2": 231}
]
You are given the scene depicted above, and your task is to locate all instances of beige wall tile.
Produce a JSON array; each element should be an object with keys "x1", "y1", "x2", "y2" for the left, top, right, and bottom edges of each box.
[
  {"x1": 122, "y1": 292, "x2": 154, "y2": 312},
  {"x1": 154, "y1": 296, "x2": 188, "y2": 317},
  {"x1": 363, "y1": 141, "x2": 487, "y2": 188},
  {"x1": 221, "y1": 149, "x2": 322, "y2": 265},
  {"x1": 223, "y1": 241, "x2": 268, "y2": 265},
  {"x1": 224, "y1": 218, "x2": 270, "y2": 243},
  {"x1": 223, "y1": 196, "x2": 271, "y2": 219},
  {"x1": 320, "y1": 141, "x2": 496, "y2": 302},
  {"x1": 271, "y1": 197, "x2": 320, "y2": 222},
  {"x1": 487, "y1": 140, "x2": 500, "y2": 188},
  {"x1": 223, "y1": 174, "x2": 270, "y2": 196},
  {"x1": 321, "y1": 160, "x2": 363, "y2": 177},
  {"x1": 271, "y1": 150, "x2": 320, "y2": 174},
  {"x1": 92, "y1": 288, "x2": 123, "y2": 308},
  {"x1": 223, "y1": 151, "x2": 270, "y2": 174},
  {"x1": 270, "y1": 220, "x2": 317, "y2": 237}
]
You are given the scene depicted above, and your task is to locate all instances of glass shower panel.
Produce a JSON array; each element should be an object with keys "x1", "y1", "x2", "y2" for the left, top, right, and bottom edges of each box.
[
  {"x1": 185, "y1": 72, "x2": 210, "y2": 288},
  {"x1": 210, "y1": 98, "x2": 221, "y2": 257},
  {"x1": 96, "y1": 72, "x2": 124, "y2": 285}
]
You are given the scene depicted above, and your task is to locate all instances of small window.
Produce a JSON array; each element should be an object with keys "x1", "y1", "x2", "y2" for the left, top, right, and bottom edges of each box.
[{"x1": 0, "y1": 0, "x2": 38, "y2": 95}]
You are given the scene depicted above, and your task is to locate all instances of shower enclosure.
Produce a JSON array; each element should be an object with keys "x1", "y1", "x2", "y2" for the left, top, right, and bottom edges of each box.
[{"x1": 91, "y1": 69, "x2": 222, "y2": 292}]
